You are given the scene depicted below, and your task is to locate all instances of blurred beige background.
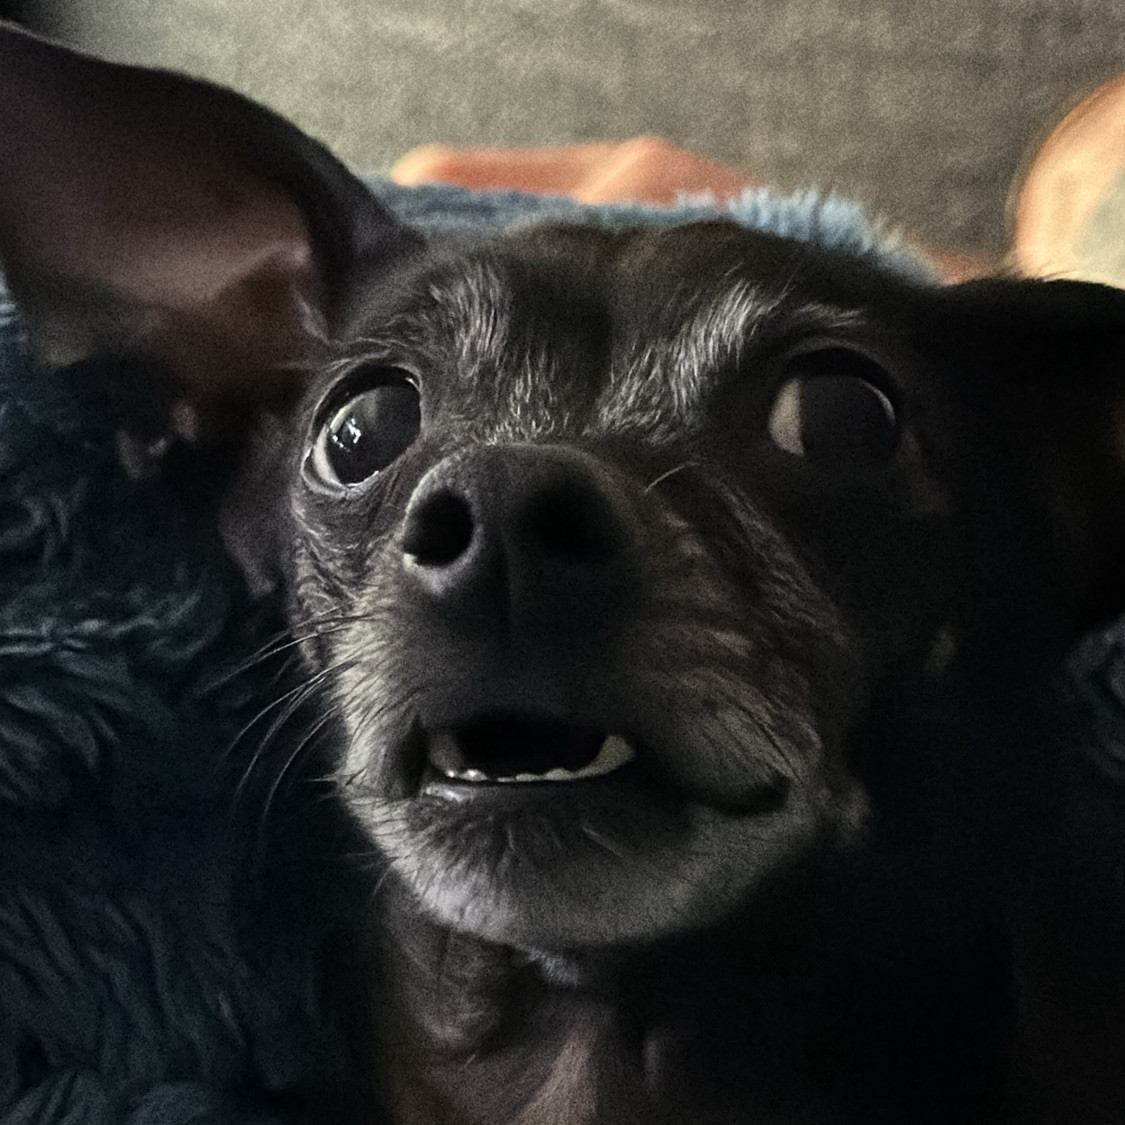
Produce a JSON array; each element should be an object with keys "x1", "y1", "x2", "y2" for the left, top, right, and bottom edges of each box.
[{"x1": 19, "y1": 0, "x2": 1125, "y2": 255}]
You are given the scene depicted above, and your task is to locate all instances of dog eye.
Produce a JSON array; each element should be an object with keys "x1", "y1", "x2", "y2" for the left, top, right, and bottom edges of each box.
[
  {"x1": 767, "y1": 349, "x2": 897, "y2": 468},
  {"x1": 311, "y1": 374, "x2": 421, "y2": 487}
]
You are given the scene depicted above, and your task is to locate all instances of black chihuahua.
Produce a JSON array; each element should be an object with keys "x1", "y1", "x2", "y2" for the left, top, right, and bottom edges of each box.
[{"x1": 3, "y1": 24, "x2": 1125, "y2": 1125}]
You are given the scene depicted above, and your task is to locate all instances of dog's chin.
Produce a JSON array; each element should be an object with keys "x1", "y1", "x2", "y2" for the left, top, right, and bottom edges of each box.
[{"x1": 349, "y1": 727, "x2": 826, "y2": 949}]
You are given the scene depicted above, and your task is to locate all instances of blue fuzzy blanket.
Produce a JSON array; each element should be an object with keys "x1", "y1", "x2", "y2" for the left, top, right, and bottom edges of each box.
[{"x1": 1, "y1": 181, "x2": 1123, "y2": 1123}]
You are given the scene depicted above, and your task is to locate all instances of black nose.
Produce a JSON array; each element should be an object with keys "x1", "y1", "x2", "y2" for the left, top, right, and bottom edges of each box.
[{"x1": 401, "y1": 445, "x2": 641, "y2": 627}]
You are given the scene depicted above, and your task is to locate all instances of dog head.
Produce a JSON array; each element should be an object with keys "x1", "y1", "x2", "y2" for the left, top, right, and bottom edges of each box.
[{"x1": 4, "y1": 26, "x2": 1125, "y2": 953}]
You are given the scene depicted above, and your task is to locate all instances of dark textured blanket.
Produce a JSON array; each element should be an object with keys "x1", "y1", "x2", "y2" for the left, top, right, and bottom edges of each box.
[
  {"x1": 2, "y1": 182, "x2": 1125, "y2": 1123},
  {"x1": 0, "y1": 290, "x2": 363, "y2": 1121}
]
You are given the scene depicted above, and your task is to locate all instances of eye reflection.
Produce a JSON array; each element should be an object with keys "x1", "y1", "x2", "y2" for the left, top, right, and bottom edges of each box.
[{"x1": 310, "y1": 373, "x2": 421, "y2": 488}]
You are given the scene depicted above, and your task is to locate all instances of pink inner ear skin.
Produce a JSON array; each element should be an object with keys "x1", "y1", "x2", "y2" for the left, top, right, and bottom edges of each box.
[{"x1": 0, "y1": 25, "x2": 326, "y2": 416}]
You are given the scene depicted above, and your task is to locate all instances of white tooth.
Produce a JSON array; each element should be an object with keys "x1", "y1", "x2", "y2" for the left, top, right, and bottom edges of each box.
[
  {"x1": 571, "y1": 734, "x2": 636, "y2": 780},
  {"x1": 459, "y1": 768, "x2": 489, "y2": 783},
  {"x1": 515, "y1": 772, "x2": 539, "y2": 782},
  {"x1": 544, "y1": 768, "x2": 573, "y2": 781},
  {"x1": 604, "y1": 734, "x2": 636, "y2": 768}
]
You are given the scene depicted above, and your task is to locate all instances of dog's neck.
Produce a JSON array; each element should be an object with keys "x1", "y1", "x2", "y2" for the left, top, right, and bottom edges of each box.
[
  {"x1": 363, "y1": 851, "x2": 1011, "y2": 1125},
  {"x1": 368, "y1": 882, "x2": 825, "y2": 1125},
  {"x1": 370, "y1": 896, "x2": 659, "y2": 1125}
]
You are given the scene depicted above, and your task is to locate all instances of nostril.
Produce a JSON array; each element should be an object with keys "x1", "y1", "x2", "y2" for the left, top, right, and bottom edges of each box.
[
  {"x1": 403, "y1": 490, "x2": 474, "y2": 566},
  {"x1": 518, "y1": 482, "x2": 623, "y2": 564}
]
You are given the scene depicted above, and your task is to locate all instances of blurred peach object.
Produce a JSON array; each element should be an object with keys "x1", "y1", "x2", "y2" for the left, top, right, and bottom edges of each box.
[
  {"x1": 1014, "y1": 73, "x2": 1125, "y2": 287},
  {"x1": 392, "y1": 136, "x2": 756, "y2": 206}
]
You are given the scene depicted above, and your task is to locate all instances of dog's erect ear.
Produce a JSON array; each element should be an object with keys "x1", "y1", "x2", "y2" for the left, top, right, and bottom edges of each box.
[
  {"x1": 921, "y1": 277, "x2": 1125, "y2": 631},
  {"x1": 0, "y1": 23, "x2": 421, "y2": 439}
]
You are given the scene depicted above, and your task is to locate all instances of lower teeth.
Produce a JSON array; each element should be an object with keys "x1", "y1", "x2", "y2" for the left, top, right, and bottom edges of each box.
[{"x1": 442, "y1": 734, "x2": 635, "y2": 784}]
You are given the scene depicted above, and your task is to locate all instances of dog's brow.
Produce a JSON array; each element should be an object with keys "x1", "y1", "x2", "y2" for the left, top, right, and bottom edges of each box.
[
  {"x1": 674, "y1": 281, "x2": 871, "y2": 373},
  {"x1": 596, "y1": 280, "x2": 775, "y2": 437},
  {"x1": 676, "y1": 279, "x2": 773, "y2": 380},
  {"x1": 427, "y1": 258, "x2": 512, "y2": 379},
  {"x1": 595, "y1": 270, "x2": 878, "y2": 440}
]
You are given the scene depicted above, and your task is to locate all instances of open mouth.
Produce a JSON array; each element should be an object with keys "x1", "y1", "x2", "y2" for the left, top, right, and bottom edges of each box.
[
  {"x1": 412, "y1": 711, "x2": 791, "y2": 818},
  {"x1": 421, "y1": 713, "x2": 638, "y2": 792}
]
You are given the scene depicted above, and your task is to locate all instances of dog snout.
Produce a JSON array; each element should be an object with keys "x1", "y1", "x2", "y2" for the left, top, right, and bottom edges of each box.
[{"x1": 401, "y1": 445, "x2": 642, "y2": 627}]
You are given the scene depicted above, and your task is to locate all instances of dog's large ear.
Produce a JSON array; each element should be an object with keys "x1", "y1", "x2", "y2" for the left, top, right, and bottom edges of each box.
[
  {"x1": 0, "y1": 23, "x2": 421, "y2": 436},
  {"x1": 919, "y1": 276, "x2": 1125, "y2": 631},
  {"x1": 0, "y1": 23, "x2": 423, "y2": 590}
]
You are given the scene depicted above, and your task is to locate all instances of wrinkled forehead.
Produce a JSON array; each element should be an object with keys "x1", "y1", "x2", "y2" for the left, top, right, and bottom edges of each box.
[{"x1": 330, "y1": 221, "x2": 910, "y2": 442}]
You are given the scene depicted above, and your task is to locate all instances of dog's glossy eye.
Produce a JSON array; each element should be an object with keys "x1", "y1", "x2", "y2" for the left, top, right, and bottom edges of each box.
[
  {"x1": 310, "y1": 373, "x2": 421, "y2": 487},
  {"x1": 767, "y1": 348, "x2": 897, "y2": 469}
]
